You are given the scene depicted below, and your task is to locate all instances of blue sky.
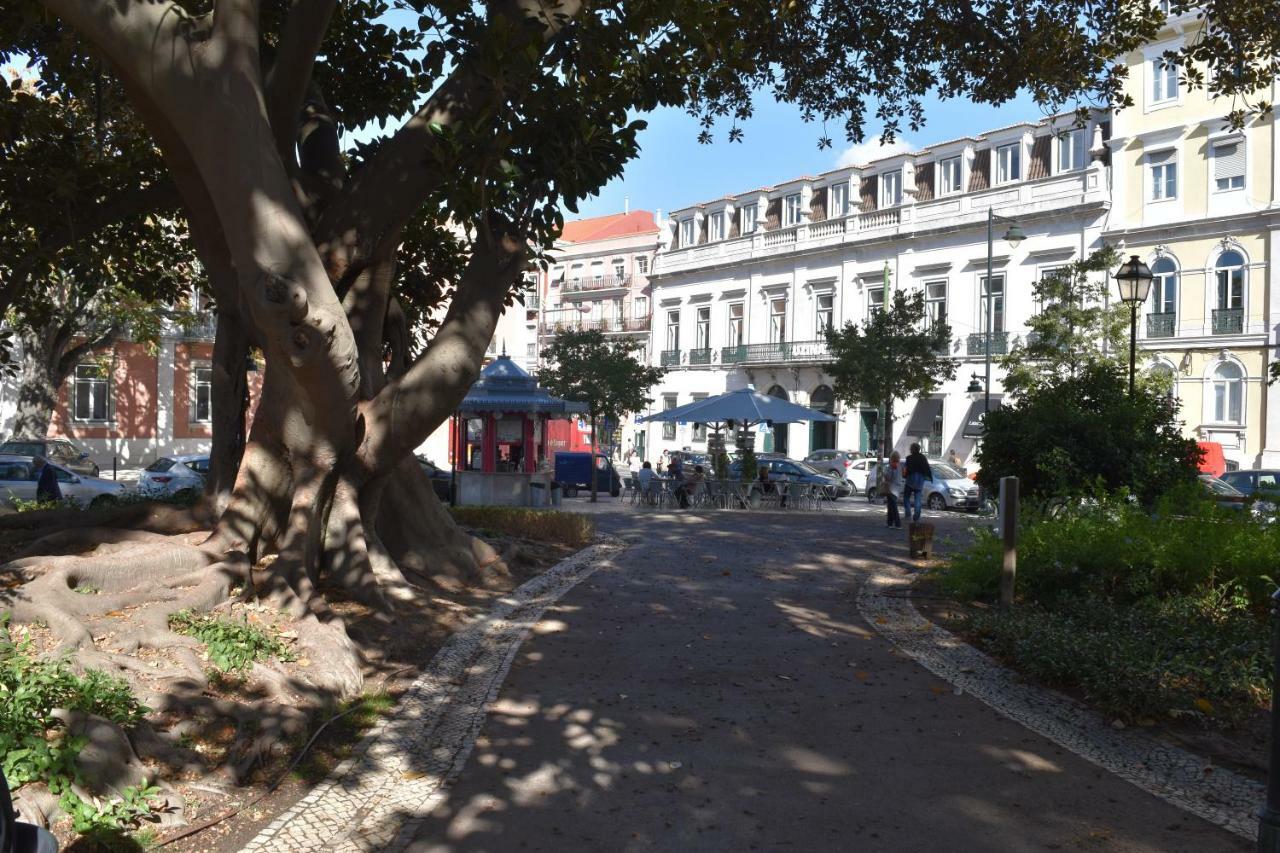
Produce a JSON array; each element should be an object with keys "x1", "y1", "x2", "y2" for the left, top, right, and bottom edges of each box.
[{"x1": 572, "y1": 91, "x2": 1053, "y2": 221}]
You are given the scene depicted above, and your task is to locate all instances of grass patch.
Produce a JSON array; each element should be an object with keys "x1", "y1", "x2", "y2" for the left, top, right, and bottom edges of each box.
[
  {"x1": 168, "y1": 610, "x2": 296, "y2": 673},
  {"x1": 450, "y1": 507, "x2": 594, "y2": 548},
  {"x1": 290, "y1": 691, "x2": 396, "y2": 783}
]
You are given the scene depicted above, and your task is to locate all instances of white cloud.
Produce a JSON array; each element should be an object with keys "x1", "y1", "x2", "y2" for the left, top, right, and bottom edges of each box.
[{"x1": 835, "y1": 138, "x2": 913, "y2": 169}]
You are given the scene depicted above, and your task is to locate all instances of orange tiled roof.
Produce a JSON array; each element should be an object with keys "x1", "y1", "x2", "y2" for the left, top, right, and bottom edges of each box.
[{"x1": 560, "y1": 210, "x2": 658, "y2": 243}]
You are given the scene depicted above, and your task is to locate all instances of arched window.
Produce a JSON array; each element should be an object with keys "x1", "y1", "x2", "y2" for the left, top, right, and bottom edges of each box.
[
  {"x1": 1211, "y1": 361, "x2": 1243, "y2": 423},
  {"x1": 1148, "y1": 362, "x2": 1177, "y2": 400},
  {"x1": 1215, "y1": 250, "x2": 1244, "y2": 311},
  {"x1": 809, "y1": 386, "x2": 836, "y2": 451},
  {"x1": 1150, "y1": 257, "x2": 1177, "y2": 314}
]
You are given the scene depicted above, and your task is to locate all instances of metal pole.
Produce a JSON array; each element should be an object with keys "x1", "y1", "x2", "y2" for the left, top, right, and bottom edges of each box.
[
  {"x1": 1258, "y1": 588, "x2": 1280, "y2": 851},
  {"x1": 998, "y1": 476, "x2": 1019, "y2": 607},
  {"x1": 1129, "y1": 303, "x2": 1138, "y2": 396},
  {"x1": 984, "y1": 207, "x2": 993, "y2": 421}
]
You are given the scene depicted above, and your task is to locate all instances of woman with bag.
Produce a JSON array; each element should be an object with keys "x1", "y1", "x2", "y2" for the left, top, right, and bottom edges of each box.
[{"x1": 880, "y1": 451, "x2": 905, "y2": 528}]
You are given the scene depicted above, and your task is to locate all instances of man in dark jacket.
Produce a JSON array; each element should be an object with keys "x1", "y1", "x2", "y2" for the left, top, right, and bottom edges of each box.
[
  {"x1": 903, "y1": 443, "x2": 933, "y2": 523},
  {"x1": 34, "y1": 456, "x2": 62, "y2": 504}
]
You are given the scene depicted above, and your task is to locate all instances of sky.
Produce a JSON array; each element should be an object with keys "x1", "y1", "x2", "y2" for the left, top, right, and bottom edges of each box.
[{"x1": 571, "y1": 90, "x2": 1053, "y2": 222}]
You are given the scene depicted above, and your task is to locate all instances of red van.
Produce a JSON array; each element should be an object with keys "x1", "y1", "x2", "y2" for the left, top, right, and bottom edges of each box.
[{"x1": 1197, "y1": 442, "x2": 1226, "y2": 478}]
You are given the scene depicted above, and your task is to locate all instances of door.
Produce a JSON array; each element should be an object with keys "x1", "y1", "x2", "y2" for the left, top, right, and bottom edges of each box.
[
  {"x1": 0, "y1": 459, "x2": 36, "y2": 506},
  {"x1": 859, "y1": 408, "x2": 879, "y2": 454},
  {"x1": 767, "y1": 385, "x2": 790, "y2": 457},
  {"x1": 808, "y1": 386, "x2": 836, "y2": 452}
]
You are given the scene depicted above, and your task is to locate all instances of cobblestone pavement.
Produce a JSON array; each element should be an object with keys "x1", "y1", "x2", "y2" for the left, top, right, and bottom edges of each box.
[{"x1": 252, "y1": 510, "x2": 1255, "y2": 852}]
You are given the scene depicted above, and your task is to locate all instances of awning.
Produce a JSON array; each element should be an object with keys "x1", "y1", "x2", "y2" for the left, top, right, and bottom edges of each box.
[
  {"x1": 961, "y1": 395, "x2": 1004, "y2": 437},
  {"x1": 904, "y1": 396, "x2": 944, "y2": 435}
]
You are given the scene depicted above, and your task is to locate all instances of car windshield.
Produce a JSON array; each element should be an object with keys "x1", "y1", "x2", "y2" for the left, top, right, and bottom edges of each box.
[
  {"x1": 146, "y1": 458, "x2": 175, "y2": 472},
  {"x1": 0, "y1": 441, "x2": 44, "y2": 457},
  {"x1": 184, "y1": 459, "x2": 210, "y2": 474},
  {"x1": 932, "y1": 462, "x2": 965, "y2": 480},
  {"x1": 788, "y1": 460, "x2": 822, "y2": 476},
  {"x1": 1202, "y1": 476, "x2": 1243, "y2": 496}
]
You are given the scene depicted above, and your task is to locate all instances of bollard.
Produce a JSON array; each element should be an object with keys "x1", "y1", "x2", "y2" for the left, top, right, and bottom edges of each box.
[
  {"x1": 998, "y1": 476, "x2": 1019, "y2": 607},
  {"x1": 1257, "y1": 588, "x2": 1280, "y2": 851},
  {"x1": 112, "y1": 456, "x2": 118, "y2": 481}
]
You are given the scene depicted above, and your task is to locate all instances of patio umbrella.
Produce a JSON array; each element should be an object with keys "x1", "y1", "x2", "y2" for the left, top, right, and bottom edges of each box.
[{"x1": 639, "y1": 387, "x2": 836, "y2": 427}]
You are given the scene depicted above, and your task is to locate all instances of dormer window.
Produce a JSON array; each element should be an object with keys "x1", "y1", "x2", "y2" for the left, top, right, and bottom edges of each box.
[
  {"x1": 1057, "y1": 129, "x2": 1086, "y2": 173},
  {"x1": 880, "y1": 171, "x2": 902, "y2": 207},
  {"x1": 679, "y1": 218, "x2": 695, "y2": 247},
  {"x1": 996, "y1": 142, "x2": 1021, "y2": 184},
  {"x1": 830, "y1": 183, "x2": 848, "y2": 216},
  {"x1": 739, "y1": 205, "x2": 757, "y2": 235},
  {"x1": 939, "y1": 156, "x2": 963, "y2": 195},
  {"x1": 709, "y1": 211, "x2": 725, "y2": 241},
  {"x1": 783, "y1": 193, "x2": 802, "y2": 226}
]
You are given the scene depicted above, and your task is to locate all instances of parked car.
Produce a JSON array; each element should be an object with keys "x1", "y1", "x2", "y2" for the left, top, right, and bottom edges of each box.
[
  {"x1": 554, "y1": 451, "x2": 622, "y2": 497},
  {"x1": 1219, "y1": 469, "x2": 1280, "y2": 499},
  {"x1": 1200, "y1": 473, "x2": 1248, "y2": 511},
  {"x1": 728, "y1": 456, "x2": 853, "y2": 499},
  {"x1": 0, "y1": 453, "x2": 125, "y2": 509},
  {"x1": 0, "y1": 437, "x2": 99, "y2": 476},
  {"x1": 865, "y1": 459, "x2": 980, "y2": 511},
  {"x1": 416, "y1": 456, "x2": 454, "y2": 502},
  {"x1": 804, "y1": 449, "x2": 879, "y2": 490},
  {"x1": 137, "y1": 455, "x2": 209, "y2": 498}
]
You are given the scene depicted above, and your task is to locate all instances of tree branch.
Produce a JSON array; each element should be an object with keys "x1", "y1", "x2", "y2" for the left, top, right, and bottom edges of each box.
[{"x1": 265, "y1": 0, "x2": 339, "y2": 166}]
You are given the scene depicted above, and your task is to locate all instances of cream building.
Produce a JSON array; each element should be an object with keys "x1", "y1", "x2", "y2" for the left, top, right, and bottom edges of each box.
[{"x1": 1106, "y1": 7, "x2": 1280, "y2": 468}]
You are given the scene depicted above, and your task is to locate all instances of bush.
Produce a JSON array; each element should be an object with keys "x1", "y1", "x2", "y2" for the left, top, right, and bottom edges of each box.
[
  {"x1": 168, "y1": 610, "x2": 296, "y2": 673},
  {"x1": 449, "y1": 507, "x2": 594, "y2": 547}
]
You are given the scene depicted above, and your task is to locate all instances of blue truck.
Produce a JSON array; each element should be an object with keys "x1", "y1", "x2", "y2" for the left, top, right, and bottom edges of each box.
[{"x1": 554, "y1": 452, "x2": 622, "y2": 498}]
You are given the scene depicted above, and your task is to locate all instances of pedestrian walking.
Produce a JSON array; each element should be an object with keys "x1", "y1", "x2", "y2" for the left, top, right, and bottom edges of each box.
[
  {"x1": 903, "y1": 442, "x2": 934, "y2": 523},
  {"x1": 33, "y1": 456, "x2": 62, "y2": 504},
  {"x1": 880, "y1": 451, "x2": 904, "y2": 528}
]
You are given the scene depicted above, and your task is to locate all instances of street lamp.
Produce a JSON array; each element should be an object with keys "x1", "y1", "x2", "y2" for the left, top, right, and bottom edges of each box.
[
  {"x1": 984, "y1": 208, "x2": 1023, "y2": 427},
  {"x1": 1113, "y1": 255, "x2": 1154, "y2": 396}
]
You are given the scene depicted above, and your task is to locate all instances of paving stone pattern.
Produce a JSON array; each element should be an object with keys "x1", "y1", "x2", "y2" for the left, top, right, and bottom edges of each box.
[
  {"x1": 856, "y1": 563, "x2": 1263, "y2": 841},
  {"x1": 242, "y1": 539, "x2": 624, "y2": 853}
]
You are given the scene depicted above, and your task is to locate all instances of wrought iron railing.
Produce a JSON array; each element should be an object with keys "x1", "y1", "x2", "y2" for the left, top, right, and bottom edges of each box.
[
  {"x1": 660, "y1": 349, "x2": 682, "y2": 367},
  {"x1": 1146, "y1": 312, "x2": 1175, "y2": 338},
  {"x1": 1212, "y1": 308, "x2": 1243, "y2": 335},
  {"x1": 540, "y1": 311, "x2": 650, "y2": 335},
  {"x1": 562, "y1": 274, "x2": 631, "y2": 293},
  {"x1": 966, "y1": 332, "x2": 1009, "y2": 356},
  {"x1": 722, "y1": 345, "x2": 747, "y2": 364},
  {"x1": 688, "y1": 348, "x2": 712, "y2": 365},
  {"x1": 714, "y1": 340, "x2": 830, "y2": 365}
]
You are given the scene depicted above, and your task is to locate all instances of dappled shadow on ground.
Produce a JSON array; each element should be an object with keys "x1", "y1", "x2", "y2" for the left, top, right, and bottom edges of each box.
[{"x1": 371, "y1": 512, "x2": 1245, "y2": 853}]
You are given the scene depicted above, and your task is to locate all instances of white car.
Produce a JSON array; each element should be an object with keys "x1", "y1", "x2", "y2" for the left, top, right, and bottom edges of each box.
[
  {"x1": 0, "y1": 453, "x2": 126, "y2": 508},
  {"x1": 137, "y1": 454, "x2": 209, "y2": 498}
]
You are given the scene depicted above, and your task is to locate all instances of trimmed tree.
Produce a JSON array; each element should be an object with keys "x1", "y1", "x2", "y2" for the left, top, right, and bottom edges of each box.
[
  {"x1": 538, "y1": 329, "x2": 664, "y2": 502},
  {"x1": 824, "y1": 290, "x2": 956, "y2": 462}
]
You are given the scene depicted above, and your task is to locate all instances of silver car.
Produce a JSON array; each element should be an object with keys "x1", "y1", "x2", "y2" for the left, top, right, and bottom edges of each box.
[
  {"x1": 865, "y1": 459, "x2": 980, "y2": 511},
  {"x1": 0, "y1": 453, "x2": 125, "y2": 508},
  {"x1": 804, "y1": 449, "x2": 879, "y2": 490},
  {"x1": 138, "y1": 454, "x2": 209, "y2": 498}
]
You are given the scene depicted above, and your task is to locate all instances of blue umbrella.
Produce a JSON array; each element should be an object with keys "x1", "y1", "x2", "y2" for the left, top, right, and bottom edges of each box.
[{"x1": 639, "y1": 387, "x2": 836, "y2": 427}]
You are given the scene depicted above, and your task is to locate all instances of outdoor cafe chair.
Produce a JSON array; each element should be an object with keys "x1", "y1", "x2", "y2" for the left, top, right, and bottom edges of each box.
[{"x1": 622, "y1": 476, "x2": 640, "y2": 505}]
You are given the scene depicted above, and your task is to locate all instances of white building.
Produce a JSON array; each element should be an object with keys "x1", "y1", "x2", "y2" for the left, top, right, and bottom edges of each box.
[{"x1": 643, "y1": 112, "x2": 1113, "y2": 467}]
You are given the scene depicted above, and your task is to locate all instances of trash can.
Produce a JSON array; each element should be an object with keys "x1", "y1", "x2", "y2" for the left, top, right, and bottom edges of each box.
[
  {"x1": 530, "y1": 481, "x2": 547, "y2": 507},
  {"x1": 550, "y1": 481, "x2": 562, "y2": 507},
  {"x1": 908, "y1": 522, "x2": 935, "y2": 559}
]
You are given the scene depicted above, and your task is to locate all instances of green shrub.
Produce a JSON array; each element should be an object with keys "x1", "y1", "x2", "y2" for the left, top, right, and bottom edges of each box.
[
  {"x1": 168, "y1": 610, "x2": 295, "y2": 673},
  {"x1": 965, "y1": 590, "x2": 1268, "y2": 726},
  {"x1": 449, "y1": 507, "x2": 594, "y2": 547}
]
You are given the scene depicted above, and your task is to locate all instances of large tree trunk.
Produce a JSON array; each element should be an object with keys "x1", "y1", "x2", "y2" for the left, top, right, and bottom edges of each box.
[
  {"x1": 11, "y1": 328, "x2": 65, "y2": 439},
  {"x1": 205, "y1": 306, "x2": 251, "y2": 511}
]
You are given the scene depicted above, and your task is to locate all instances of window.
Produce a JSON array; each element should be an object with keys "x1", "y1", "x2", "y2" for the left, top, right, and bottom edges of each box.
[
  {"x1": 739, "y1": 205, "x2": 757, "y2": 235},
  {"x1": 928, "y1": 402, "x2": 944, "y2": 456},
  {"x1": 727, "y1": 303, "x2": 744, "y2": 347},
  {"x1": 1212, "y1": 362, "x2": 1243, "y2": 423},
  {"x1": 1213, "y1": 140, "x2": 1245, "y2": 191},
  {"x1": 939, "y1": 156, "x2": 962, "y2": 195},
  {"x1": 816, "y1": 293, "x2": 834, "y2": 335},
  {"x1": 769, "y1": 297, "x2": 787, "y2": 343},
  {"x1": 783, "y1": 194, "x2": 802, "y2": 226},
  {"x1": 665, "y1": 310, "x2": 680, "y2": 351},
  {"x1": 1151, "y1": 257, "x2": 1177, "y2": 315},
  {"x1": 662, "y1": 394, "x2": 677, "y2": 441},
  {"x1": 996, "y1": 143, "x2": 1021, "y2": 184},
  {"x1": 73, "y1": 362, "x2": 110, "y2": 422},
  {"x1": 569, "y1": 263, "x2": 582, "y2": 282},
  {"x1": 696, "y1": 306, "x2": 711, "y2": 349},
  {"x1": 1216, "y1": 250, "x2": 1245, "y2": 310},
  {"x1": 691, "y1": 393, "x2": 708, "y2": 442},
  {"x1": 679, "y1": 218, "x2": 695, "y2": 247},
  {"x1": 924, "y1": 280, "x2": 947, "y2": 329},
  {"x1": 1148, "y1": 149, "x2": 1177, "y2": 201},
  {"x1": 1151, "y1": 58, "x2": 1179, "y2": 104},
  {"x1": 526, "y1": 342, "x2": 537, "y2": 359},
  {"x1": 830, "y1": 183, "x2": 848, "y2": 216},
  {"x1": 634, "y1": 296, "x2": 648, "y2": 317},
  {"x1": 867, "y1": 286, "x2": 884, "y2": 315},
  {"x1": 1034, "y1": 267, "x2": 1064, "y2": 315},
  {"x1": 612, "y1": 257, "x2": 625, "y2": 278},
  {"x1": 590, "y1": 260, "x2": 604, "y2": 280},
  {"x1": 709, "y1": 211, "x2": 725, "y2": 242},
  {"x1": 1149, "y1": 362, "x2": 1177, "y2": 399},
  {"x1": 1057, "y1": 128, "x2": 1086, "y2": 173},
  {"x1": 880, "y1": 171, "x2": 902, "y2": 207},
  {"x1": 980, "y1": 274, "x2": 1005, "y2": 333},
  {"x1": 192, "y1": 365, "x2": 213, "y2": 422},
  {"x1": 637, "y1": 256, "x2": 649, "y2": 275}
]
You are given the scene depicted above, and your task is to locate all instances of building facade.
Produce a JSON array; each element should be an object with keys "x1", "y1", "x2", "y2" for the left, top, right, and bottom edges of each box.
[
  {"x1": 643, "y1": 113, "x2": 1115, "y2": 467},
  {"x1": 1106, "y1": 9, "x2": 1280, "y2": 469}
]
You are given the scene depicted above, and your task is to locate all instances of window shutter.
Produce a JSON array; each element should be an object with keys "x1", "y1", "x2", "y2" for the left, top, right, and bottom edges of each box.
[
  {"x1": 914, "y1": 162, "x2": 934, "y2": 201},
  {"x1": 859, "y1": 176, "x2": 877, "y2": 211},
  {"x1": 1214, "y1": 141, "x2": 1245, "y2": 179},
  {"x1": 765, "y1": 198, "x2": 782, "y2": 230},
  {"x1": 968, "y1": 150, "x2": 990, "y2": 191},
  {"x1": 1028, "y1": 135, "x2": 1051, "y2": 179},
  {"x1": 1147, "y1": 148, "x2": 1175, "y2": 166},
  {"x1": 809, "y1": 187, "x2": 827, "y2": 222}
]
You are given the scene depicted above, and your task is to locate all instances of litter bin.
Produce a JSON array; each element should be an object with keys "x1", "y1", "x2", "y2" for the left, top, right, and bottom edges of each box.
[
  {"x1": 550, "y1": 481, "x2": 562, "y2": 507},
  {"x1": 530, "y1": 481, "x2": 547, "y2": 507},
  {"x1": 908, "y1": 522, "x2": 935, "y2": 559}
]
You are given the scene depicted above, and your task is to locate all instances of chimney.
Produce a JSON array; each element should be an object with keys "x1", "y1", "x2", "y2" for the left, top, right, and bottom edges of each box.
[{"x1": 624, "y1": 195, "x2": 630, "y2": 215}]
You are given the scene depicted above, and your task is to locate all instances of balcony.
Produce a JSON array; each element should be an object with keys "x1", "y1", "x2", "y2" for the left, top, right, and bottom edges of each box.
[
  {"x1": 177, "y1": 316, "x2": 217, "y2": 340},
  {"x1": 562, "y1": 274, "x2": 631, "y2": 295},
  {"x1": 688, "y1": 347, "x2": 712, "y2": 365},
  {"x1": 540, "y1": 309, "x2": 650, "y2": 337},
  {"x1": 1146, "y1": 312, "x2": 1175, "y2": 338},
  {"x1": 1212, "y1": 308, "x2": 1243, "y2": 335},
  {"x1": 722, "y1": 345, "x2": 747, "y2": 364},
  {"x1": 967, "y1": 332, "x2": 1009, "y2": 357},
  {"x1": 660, "y1": 349, "x2": 682, "y2": 367},
  {"x1": 716, "y1": 339, "x2": 830, "y2": 366},
  {"x1": 524, "y1": 294, "x2": 540, "y2": 311}
]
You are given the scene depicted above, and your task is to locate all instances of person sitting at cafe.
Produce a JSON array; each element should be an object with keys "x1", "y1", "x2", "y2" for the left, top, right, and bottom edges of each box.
[
  {"x1": 685, "y1": 464, "x2": 707, "y2": 505},
  {"x1": 758, "y1": 465, "x2": 787, "y2": 508},
  {"x1": 637, "y1": 460, "x2": 657, "y2": 502},
  {"x1": 668, "y1": 452, "x2": 690, "y2": 509}
]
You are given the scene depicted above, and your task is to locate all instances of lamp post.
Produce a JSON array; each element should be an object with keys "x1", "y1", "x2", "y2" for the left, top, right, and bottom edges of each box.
[
  {"x1": 1112, "y1": 255, "x2": 1154, "y2": 396},
  {"x1": 984, "y1": 208, "x2": 1024, "y2": 426}
]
